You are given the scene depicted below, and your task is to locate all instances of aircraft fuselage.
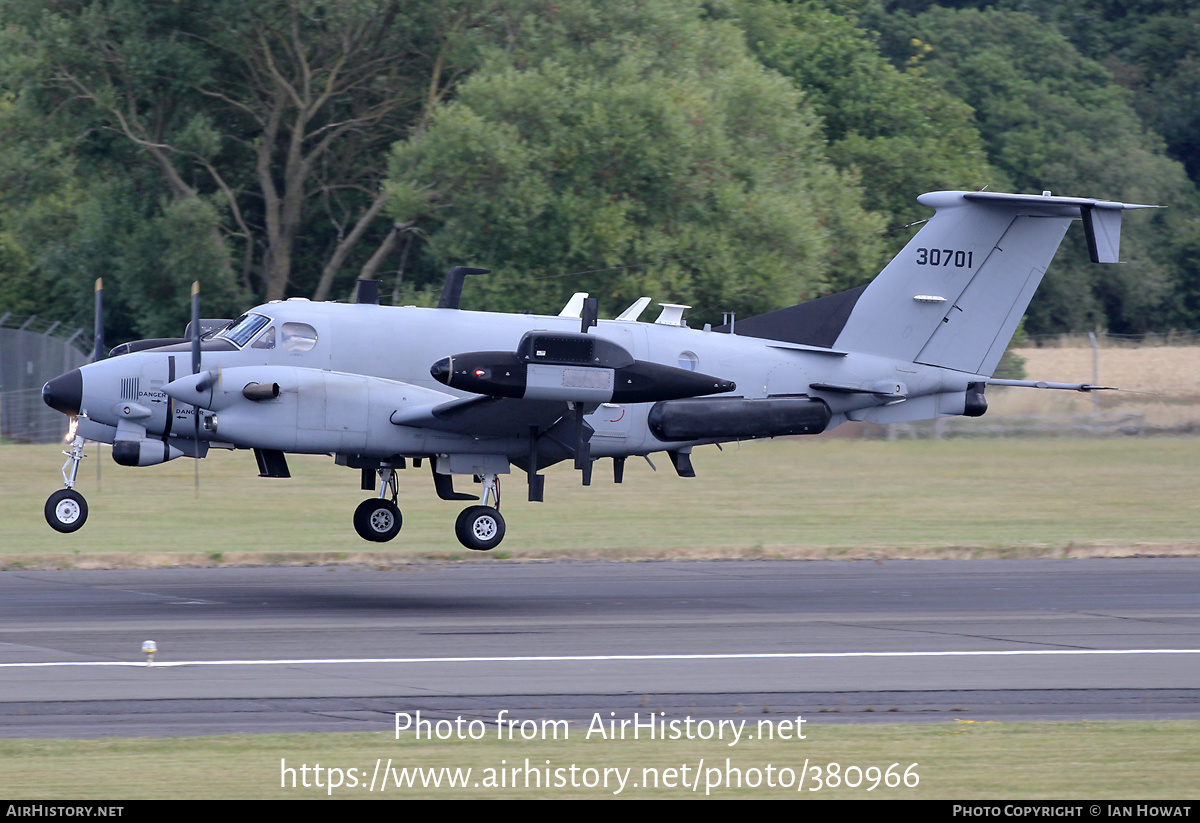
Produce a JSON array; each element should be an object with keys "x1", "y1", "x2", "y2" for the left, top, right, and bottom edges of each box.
[
  {"x1": 41, "y1": 190, "x2": 1153, "y2": 546},
  {"x1": 49, "y1": 299, "x2": 978, "y2": 463}
]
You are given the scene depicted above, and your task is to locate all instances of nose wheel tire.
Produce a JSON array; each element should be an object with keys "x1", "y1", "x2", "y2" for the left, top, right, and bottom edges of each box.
[
  {"x1": 45, "y1": 489, "x2": 88, "y2": 533},
  {"x1": 353, "y1": 498, "x2": 403, "y2": 542},
  {"x1": 455, "y1": 506, "x2": 506, "y2": 551}
]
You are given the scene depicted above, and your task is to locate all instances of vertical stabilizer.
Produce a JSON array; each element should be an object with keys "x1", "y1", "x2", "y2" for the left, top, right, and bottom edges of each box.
[{"x1": 832, "y1": 191, "x2": 1154, "y2": 376}]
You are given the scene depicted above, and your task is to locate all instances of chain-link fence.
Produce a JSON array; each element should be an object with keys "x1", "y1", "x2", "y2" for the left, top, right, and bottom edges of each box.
[
  {"x1": 1025, "y1": 330, "x2": 1200, "y2": 347},
  {"x1": 0, "y1": 314, "x2": 90, "y2": 444},
  {"x1": 848, "y1": 331, "x2": 1200, "y2": 439}
]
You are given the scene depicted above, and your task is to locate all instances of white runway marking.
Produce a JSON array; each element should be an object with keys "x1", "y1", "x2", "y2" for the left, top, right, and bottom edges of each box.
[{"x1": 1, "y1": 648, "x2": 1197, "y2": 668}]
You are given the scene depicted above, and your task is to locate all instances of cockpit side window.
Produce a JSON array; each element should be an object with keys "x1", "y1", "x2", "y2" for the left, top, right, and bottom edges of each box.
[
  {"x1": 251, "y1": 325, "x2": 276, "y2": 349},
  {"x1": 281, "y1": 322, "x2": 318, "y2": 352},
  {"x1": 217, "y1": 313, "x2": 272, "y2": 348}
]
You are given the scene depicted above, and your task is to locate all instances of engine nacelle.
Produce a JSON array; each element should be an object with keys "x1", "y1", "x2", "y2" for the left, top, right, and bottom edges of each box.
[
  {"x1": 432, "y1": 331, "x2": 735, "y2": 403},
  {"x1": 165, "y1": 365, "x2": 453, "y2": 454},
  {"x1": 111, "y1": 438, "x2": 185, "y2": 467}
]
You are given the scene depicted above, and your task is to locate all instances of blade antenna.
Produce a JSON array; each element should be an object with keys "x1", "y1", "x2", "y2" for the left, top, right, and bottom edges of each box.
[{"x1": 580, "y1": 296, "x2": 598, "y2": 334}]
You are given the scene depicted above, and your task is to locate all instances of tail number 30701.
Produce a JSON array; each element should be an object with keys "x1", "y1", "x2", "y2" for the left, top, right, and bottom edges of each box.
[{"x1": 915, "y1": 248, "x2": 973, "y2": 267}]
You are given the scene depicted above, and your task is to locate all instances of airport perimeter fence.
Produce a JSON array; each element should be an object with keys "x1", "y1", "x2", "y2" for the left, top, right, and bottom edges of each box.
[
  {"x1": 0, "y1": 314, "x2": 90, "y2": 444},
  {"x1": 878, "y1": 412, "x2": 1168, "y2": 440},
  {"x1": 1024, "y1": 330, "x2": 1200, "y2": 347},
  {"x1": 848, "y1": 329, "x2": 1200, "y2": 440}
]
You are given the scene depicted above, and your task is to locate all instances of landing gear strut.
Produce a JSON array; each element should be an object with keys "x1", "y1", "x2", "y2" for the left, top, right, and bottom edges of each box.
[
  {"x1": 46, "y1": 435, "x2": 88, "y2": 533},
  {"x1": 350, "y1": 465, "x2": 507, "y2": 550},
  {"x1": 455, "y1": 473, "x2": 505, "y2": 551},
  {"x1": 353, "y1": 467, "x2": 402, "y2": 542}
]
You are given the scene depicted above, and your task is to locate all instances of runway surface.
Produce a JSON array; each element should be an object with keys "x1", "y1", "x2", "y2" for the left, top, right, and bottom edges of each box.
[{"x1": 1, "y1": 558, "x2": 1198, "y2": 737}]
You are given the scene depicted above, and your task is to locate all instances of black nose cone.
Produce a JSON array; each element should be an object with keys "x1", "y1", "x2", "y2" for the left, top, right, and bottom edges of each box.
[
  {"x1": 43, "y1": 369, "x2": 83, "y2": 416},
  {"x1": 430, "y1": 357, "x2": 451, "y2": 385}
]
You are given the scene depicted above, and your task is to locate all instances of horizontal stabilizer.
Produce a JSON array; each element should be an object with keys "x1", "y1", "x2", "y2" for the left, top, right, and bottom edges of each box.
[{"x1": 963, "y1": 191, "x2": 1157, "y2": 264}]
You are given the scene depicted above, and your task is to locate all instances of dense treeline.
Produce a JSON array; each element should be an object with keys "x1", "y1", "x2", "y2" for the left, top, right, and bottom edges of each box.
[{"x1": 0, "y1": 0, "x2": 1196, "y2": 342}]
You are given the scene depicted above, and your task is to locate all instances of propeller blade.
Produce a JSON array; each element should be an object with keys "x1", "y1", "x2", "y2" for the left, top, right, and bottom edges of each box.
[
  {"x1": 190, "y1": 281, "x2": 201, "y2": 497},
  {"x1": 92, "y1": 278, "x2": 105, "y2": 362},
  {"x1": 190, "y1": 281, "x2": 201, "y2": 376},
  {"x1": 93, "y1": 278, "x2": 104, "y2": 488}
]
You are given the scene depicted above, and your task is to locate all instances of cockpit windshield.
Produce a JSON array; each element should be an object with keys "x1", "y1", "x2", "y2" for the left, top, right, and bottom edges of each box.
[{"x1": 216, "y1": 313, "x2": 272, "y2": 348}]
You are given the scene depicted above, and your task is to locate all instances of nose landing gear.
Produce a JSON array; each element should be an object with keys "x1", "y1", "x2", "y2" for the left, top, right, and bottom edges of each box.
[
  {"x1": 45, "y1": 489, "x2": 88, "y2": 533},
  {"x1": 45, "y1": 434, "x2": 89, "y2": 533}
]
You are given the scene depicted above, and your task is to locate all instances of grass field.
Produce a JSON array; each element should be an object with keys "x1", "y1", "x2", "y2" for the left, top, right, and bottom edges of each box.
[
  {"x1": 2, "y1": 721, "x2": 1197, "y2": 799},
  {"x1": 4, "y1": 435, "x2": 1198, "y2": 800},
  {"x1": 3, "y1": 436, "x2": 1199, "y2": 564}
]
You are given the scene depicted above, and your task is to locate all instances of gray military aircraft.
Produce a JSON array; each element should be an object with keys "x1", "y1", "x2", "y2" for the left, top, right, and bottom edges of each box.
[{"x1": 41, "y1": 190, "x2": 1153, "y2": 550}]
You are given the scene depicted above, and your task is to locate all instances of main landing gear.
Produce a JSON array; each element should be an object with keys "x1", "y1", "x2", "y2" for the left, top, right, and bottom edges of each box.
[
  {"x1": 45, "y1": 435, "x2": 89, "y2": 533},
  {"x1": 354, "y1": 467, "x2": 403, "y2": 542},
  {"x1": 454, "y1": 474, "x2": 505, "y2": 551},
  {"x1": 455, "y1": 506, "x2": 506, "y2": 551},
  {"x1": 352, "y1": 468, "x2": 506, "y2": 551}
]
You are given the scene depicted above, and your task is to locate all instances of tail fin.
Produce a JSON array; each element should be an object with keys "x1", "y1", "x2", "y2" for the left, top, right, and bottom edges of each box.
[{"x1": 832, "y1": 191, "x2": 1155, "y2": 376}]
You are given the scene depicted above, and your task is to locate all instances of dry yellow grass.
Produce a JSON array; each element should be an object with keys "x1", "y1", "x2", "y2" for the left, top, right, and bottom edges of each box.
[
  {"x1": 991, "y1": 345, "x2": 1200, "y2": 430},
  {"x1": 1013, "y1": 344, "x2": 1200, "y2": 397}
]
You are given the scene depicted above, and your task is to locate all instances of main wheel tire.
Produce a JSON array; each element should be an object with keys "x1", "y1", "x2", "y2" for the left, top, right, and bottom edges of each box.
[
  {"x1": 45, "y1": 489, "x2": 88, "y2": 533},
  {"x1": 454, "y1": 506, "x2": 506, "y2": 551},
  {"x1": 353, "y1": 498, "x2": 402, "y2": 542}
]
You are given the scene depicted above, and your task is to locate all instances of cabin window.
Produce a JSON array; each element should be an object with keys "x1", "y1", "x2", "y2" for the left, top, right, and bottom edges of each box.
[
  {"x1": 678, "y1": 351, "x2": 698, "y2": 371},
  {"x1": 281, "y1": 322, "x2": 318, "y2": 352}
]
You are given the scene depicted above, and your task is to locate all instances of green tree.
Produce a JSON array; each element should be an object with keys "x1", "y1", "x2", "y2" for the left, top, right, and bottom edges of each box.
[
  {"x1": 0, "y1": 95, "x2": 82, "y2": 323},
  {"x1": 715, "y1": 0, "x2": 996, "y2": 250},
  {"x1": 868, "y1": 6, "x2": 1200, "y2": 334},
  {"x1": 0, "y1": 0, "x2": 504, "y2": 338},
  {"x1": 387, "y1": 0, "x2": 884, "y2": 325}
]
